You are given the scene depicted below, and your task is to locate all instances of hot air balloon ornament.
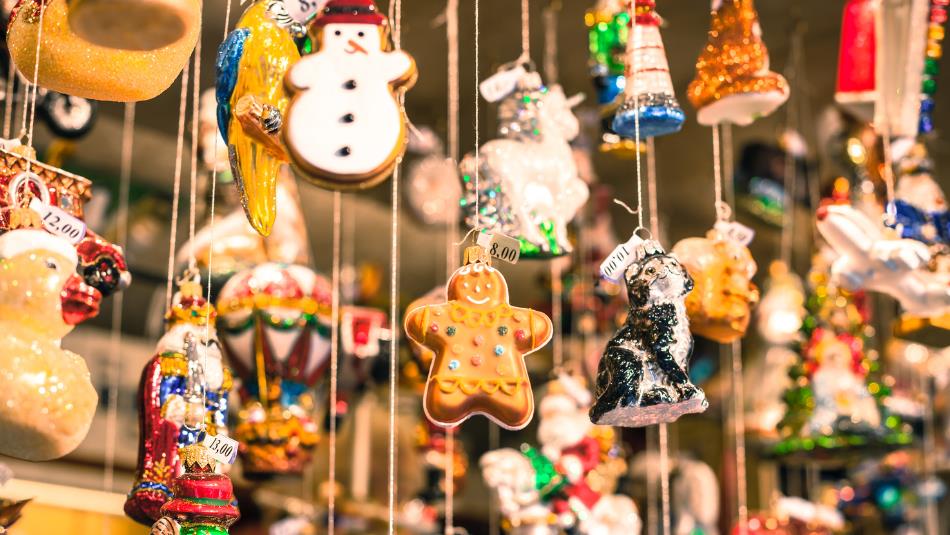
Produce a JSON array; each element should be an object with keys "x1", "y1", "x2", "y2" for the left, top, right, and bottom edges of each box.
[
  {"x1": 216, "y1": 262, "x2": 332, "y2": 476},
  {"x1": 611, "y1": 0, "x2": 685, "y2": 139},
  {"x1": 687, "y1": 0, "x2": 789, "y2": 126}
]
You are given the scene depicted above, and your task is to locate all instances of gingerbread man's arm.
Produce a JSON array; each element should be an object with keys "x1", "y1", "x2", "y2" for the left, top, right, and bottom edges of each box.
[
  {"x1": 525, "y1": 308, "x2": 553, "y2": 352},
  {"x1": 403, "y1": 305, "x2": 431, "y2": 347}
]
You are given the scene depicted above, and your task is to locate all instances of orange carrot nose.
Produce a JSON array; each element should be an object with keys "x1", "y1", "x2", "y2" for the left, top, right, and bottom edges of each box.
[{"x1": 345, "y1": 39, "x2": 368, "y2": 54}]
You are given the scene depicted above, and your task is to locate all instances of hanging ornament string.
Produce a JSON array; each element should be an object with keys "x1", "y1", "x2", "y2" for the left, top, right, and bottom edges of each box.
[
  {"x1": 473, "y1": 0, "x2": 480, "y2": 236},
  {"x1": 543, "y1": 0, "x2": 563, "y2": 372},
  {"x1": 921, "y1": 374, "x2": 938, "y2": 535},
  {"x1": 187, "y1": 36, "x2": 203, "y2": 272},
  {"x1": 328, "y1": 191, "x2": 342, "y2": 535},
  {"x1": 780, "y1": 23, "x2": 803, "y2": 267},
  {"x1": 164, "y1": 62, "x2": 192, "y2": 309},
  {"x1": 102, "y1": 102, "x2": 136, "y2": 496},
  {"x1": 23, "y1": 0, "x2": 46, "y2": 148},
  {"x1": 732, "y1": 340, "x2": 749, "y2": 533},
  {"x1": 542, "y1": 0, "x2": 559, "y2": 83},
  {"x1": 645, "y1": 134, "x2": 661, "y2": 535},
  {"x1": 721, "y1": 124, "x2": 735, "y2": 211},
  {"x1": 645, "y1": 425, "x2": 658, "y2": 535},
  {"x1": 488, "y1": 422, "x2": 499, "y2": 535},
  {"x1": 647, "y1": 137, "x2": 658, "y2": 235},
  {"x1": 3, "y1": 60, "x2": 15, "y2": 139},
  {"x1": 520, "y1": 0, "x2": 530, "y2": 61},
  {"x1": 658, "y1": 422, "x2": 671, "y2": 535},
  {"x1": 388, "y1": 0, "x2": 404, "y2": 532},
  {"x1": 624, "y1": 0, "x2": 645, "y2": 231},
  {"x1": 711, "y1": 124, "x2": 729, "y2": 221}
]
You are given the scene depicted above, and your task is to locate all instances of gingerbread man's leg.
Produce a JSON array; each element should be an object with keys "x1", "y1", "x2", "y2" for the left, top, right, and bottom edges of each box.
[{"x1": 591, "y1": 344, "x2": 642, "y2": 422}]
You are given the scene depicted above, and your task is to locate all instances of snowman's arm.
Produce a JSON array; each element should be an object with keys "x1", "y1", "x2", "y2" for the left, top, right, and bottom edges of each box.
[
  {"x1": 404, "y1": 305, "x2": 429, "y2": 346},
  {"x1": 284, "y1": 54, "x2": 325, "y2": 93},
  {"x1": 383, "y1": 50, "x2": 417, "y2": 89}
]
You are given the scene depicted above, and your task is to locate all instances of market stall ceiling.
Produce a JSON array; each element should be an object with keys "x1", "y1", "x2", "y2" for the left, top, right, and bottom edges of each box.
[{"x1": 29, "y1": 0, "x2": 950, "y2": 299}]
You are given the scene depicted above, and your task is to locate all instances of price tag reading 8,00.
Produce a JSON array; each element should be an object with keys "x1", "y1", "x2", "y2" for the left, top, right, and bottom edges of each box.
[
  {"x1": 202, "y1": 433, "x2": 239, "y2": 465},
  {"x1": 477, "y1": 231, "x2": 521, "y2": 264}
]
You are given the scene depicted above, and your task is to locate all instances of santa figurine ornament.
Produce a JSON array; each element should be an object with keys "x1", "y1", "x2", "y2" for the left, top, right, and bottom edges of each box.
[
  {"x1": 283, "y1": 0, "x2": 417, "y2": 190},
  {"x1": 404, "y1": 245, "x2": 553, "y2": 430},
  {"x1": 125, "y1": 276, "x2": 232, "y2": 526},
  {"x1": 687, "y1": 0, "x2": 789, "y2": 126}
]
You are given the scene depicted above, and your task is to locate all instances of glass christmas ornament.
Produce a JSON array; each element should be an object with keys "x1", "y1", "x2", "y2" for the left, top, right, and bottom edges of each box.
[
  {"x1": 283, "y1": 0, "x2": 417, "y2": 190},
  {"x1": 480, "y1": 375, "x2": 641, "y2": 534},
  {"x1": 0, "y1": 228, "x2": 97, "y2": 461},
  {"x1": 153, "y1": 443, "x2": 240, "y2": 535},
  {"x1": 835, "y1": 0, "x2": 877, "y2": 121},
  {"x1": 125, "y1": 277, "x2": 233, "y2": 526},
  {"x1": 0, "y1": 145, "x2": 130, "y2": 324},
  {"x1": 406, "y1": 155, "x2": 461, "y2": 226},
  {"x1": 216, "y1": 262, "x2": 331, "y2": 476},
  {"x1": 216, "y1": 0, "x2": 302, "y2": 236},
  {"x1": 6, "y1": 0, "x2": 199, "y2": 101},
  {"x1": 757, "y1": 261, "x2": 806, "y2": 345},
  {"x1": 461, "y1": 71, "x2": 588, "y2": 258},
  {"x1": 611, "y1": 0, "x2": 685, "y2": 139},
  {"x1": 671, "y1": 228, "x2": 759, "y2": 343},
  {"x1": 687, "y1": 0, "x2": 789, "y2": 126},
  {"x1": 590, "y1": 239, "x2": 707, "y2": 427},
  {"x1": 404, "y1": 246, "x2": 553, "y2": 430}
]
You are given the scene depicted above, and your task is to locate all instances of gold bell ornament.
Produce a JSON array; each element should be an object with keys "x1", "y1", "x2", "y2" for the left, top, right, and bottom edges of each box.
[
  {"x1": 687, "y1": 0, "x2": 789, "y2": 126},
  {"x1": 7, "y1": 0, "x2": 200, "y2": 101}
]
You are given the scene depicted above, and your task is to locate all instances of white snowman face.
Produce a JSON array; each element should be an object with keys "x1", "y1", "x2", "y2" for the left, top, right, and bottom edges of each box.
[{"x1": 320, "y1": 23, "x2": 383, "y2": 56}]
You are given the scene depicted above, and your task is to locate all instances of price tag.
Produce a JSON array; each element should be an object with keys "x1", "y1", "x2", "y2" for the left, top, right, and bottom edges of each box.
[
  {"x1": 600, "y1": 234, "x2": 645, "y2": 282},
  {"x1": 479, "y1": 65, "x2": 527, "y2": 103},
  {"x1": 285, "y1": 0, "x2": 324, "y2": 24},
  {"x1": 713, "y1": 220, "x2": 755, "y2": 247},
  {"x1": 202, "y1": 433, "x2": 239, "y2": 465},
  {"x1": 477, "y1": 231, "x2": 521, "y2": 264},
  {"x1": 29, "y1": 197, "x2": 86, "y2": 244}
]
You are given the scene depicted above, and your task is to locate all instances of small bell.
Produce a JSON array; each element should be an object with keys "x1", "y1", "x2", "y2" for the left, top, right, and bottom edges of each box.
[{"x1": 611, "y1": 0, "x2": 685, "y2": 139}]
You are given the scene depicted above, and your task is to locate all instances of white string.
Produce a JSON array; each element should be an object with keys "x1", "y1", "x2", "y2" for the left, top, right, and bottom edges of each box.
[
  {"x1": 520, "y1": 0, "x2": 530, "y2": 59},
  {"x1": 627, "y1": 0, "x2": 644, "y2": 229},
  {"x1": 25, "y1": 0, "x2": 47, "y2": 147},
  {"x1": 165, "y1": 62, "x2": 191, "y2": 309},
  {"x1": 722, "y1": 124, "x2": 734, "y2": 211},
  {"x1": 445, "y1": 0, "x2": 460, "y2": 531},
  {"x1": 658, "y1": 423, "x2": 671, "y2": 535},
  {"x1": 102, "y1": 103, "x2": 135, "y2": 498},
  {"x1": 732, "y1": 340, "x2": 748, "y2": 534},
  {"x1": 488, "y1": 423, "x2": 499, "y2": 535},
  {"x1": 388, "y1": 2, "x2": 404, "y2": 532},
  {"x1": 444, "y1": 429, "x2": 455, "y2": 535},
  {"x1": 187, "y1": 36, "x2": 202, "y2": 271},
  {"x1": 3, "y1": 60, "x2": 16, "y2": 139},
  {"x1": 711, "y1": 125, "x2": 730, "y2": 221},
  {"x1": 542, "y1": 1, "x2": 558, "y2": 84},
  {"x1": 328, "y1": 191, "x2": 342, "y2": 535},
  {"x1": 473, "y1": 0, "x2": 480, "y2": 235},
  {"x1": 647, "y1": 137, "x2": 658, "y2": 236},
  {"x1": 645, "y1": 426, "x2": 658, "y2": 535}
]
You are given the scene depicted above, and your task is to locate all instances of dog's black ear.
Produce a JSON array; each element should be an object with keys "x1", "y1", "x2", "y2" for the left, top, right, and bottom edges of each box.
[{"x1": 629, "y1": 278, "x2": 650, "y2": 308}]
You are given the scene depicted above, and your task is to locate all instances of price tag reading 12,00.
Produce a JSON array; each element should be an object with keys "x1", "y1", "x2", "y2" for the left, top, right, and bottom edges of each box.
[
  {"x1": 29, "y1": 197, "x2": 86, "y2": 245},
  {"x1": 202, "y1": 433, "x2": 239, "y2": 465}
]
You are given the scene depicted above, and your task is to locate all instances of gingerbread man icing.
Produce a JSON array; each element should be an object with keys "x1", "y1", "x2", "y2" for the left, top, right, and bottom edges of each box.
[{"x1": 404, "y1": 246, "x2": 553, "y2": 430}]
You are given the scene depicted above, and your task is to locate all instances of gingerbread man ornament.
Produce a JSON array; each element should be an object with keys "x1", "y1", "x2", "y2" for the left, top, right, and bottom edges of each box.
[{"x1": 405, "y1": 246, "x2": 553, "y2": 430}]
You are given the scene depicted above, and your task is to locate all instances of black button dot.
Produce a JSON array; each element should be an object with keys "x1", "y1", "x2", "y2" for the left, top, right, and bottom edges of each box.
[
  {"x1": 343, "y1": 79, "x2": 357, "y2": 90},
  {"x1": 337, "y1": 146, "x2": 352, "y2": 156},
  {"x1": 342, "y1": 113, "x2": 355, "y2": 123}
]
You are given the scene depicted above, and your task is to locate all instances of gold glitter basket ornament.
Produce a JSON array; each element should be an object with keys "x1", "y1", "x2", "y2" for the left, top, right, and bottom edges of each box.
[
  {"x1": 7, "y1": 0, "x2": 200, "y2": 101},
  {"x1": 686, "y1": 0, "x2": 789, "y2": 126}
]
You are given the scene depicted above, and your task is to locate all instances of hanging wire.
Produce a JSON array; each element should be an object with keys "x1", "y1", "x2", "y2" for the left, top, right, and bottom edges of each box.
[
  {"x1": 102, "y1": 102, "x2": 136, "y2": 498},
  {"x1": 520, "y1": 0, "x2": 530, "y2": 60},
  {"x1": 3, "y1": 60, "x2": 16, "y2": 139},
  {"x1": 626, "y1": 0, "x2": 644, "y2": 230},
  {"x1": 328, "y1": 191, "x2": 342, "y2": 535},
  {"x1": 542, "y1": 1, "x2": 559, "y2": 84},
  {"x1": 473, "y1": 0, "x2": 480, "y2": 236},
  {"x1": 187, "y1": 36, "x2": 203, "y2": 271},
  {"x1": 732, "y1": 340, "x2": 749, "y2": 533},
  {"x1": 388, "y1": 1, "x2": 404, "y2": 532},
  {"x1": 165, "y1": 62, "x2": 192, "y2": 309},
  {"x1": 24, "y1": 0, "x2": 47, "y2": 148},
  {"x1": 658, "y1": 423, "x2": 671, "y2": 535}
]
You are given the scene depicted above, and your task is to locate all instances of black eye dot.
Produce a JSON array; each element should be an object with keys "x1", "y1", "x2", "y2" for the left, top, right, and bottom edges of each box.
[
  {"x1": 358, "y1": 31, "x2": 365, "y2": 37},
  {"x1": 334, "y1": 30, "x2": 341, "y2": 36},
  {"x1": 46, "y1": 260, "x2": 57, "y2": 270}
]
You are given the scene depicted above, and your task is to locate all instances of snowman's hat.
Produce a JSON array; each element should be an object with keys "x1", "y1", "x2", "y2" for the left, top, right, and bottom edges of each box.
[{"x1": 315, "y1": 0, "x2": 385, "y2": 27}]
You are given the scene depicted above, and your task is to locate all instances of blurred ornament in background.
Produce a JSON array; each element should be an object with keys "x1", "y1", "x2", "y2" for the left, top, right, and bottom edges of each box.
[
  {"x1": 672, "y1": 227, "x2": 759, "y2": 343},
  {"x1": 629, "y1": 453, "x2": 719, "y2": 535},
  {"x1": 154, "y1": 443, "x2": 240, "y2": 535},
  {"x1": 835, "y1": 0, "x2": 877, "y2": 121},
  {"x1": 873, "y1": 0, "x2": 929, "y2": 138},
  {"x1": 736, "y1": 496, "x2": 844, "y2": 535},
  {"x1": 216, "y1": 262, "x2": 331, "y2": 477},
  {"x1": 0, "y1": 228, "x2": 97, "y2": 461},
  {"x1": 126, "y1": 276, "x2": 233, "y2": 526},
  {"x1": 461, "y1": 69, "x2": 588, "y2": 258},
  {"x1": 687, "y1": 0, "x2": 789, "y2": 126},
  {"x1": 918, "y1": 0, "x2": 947, "y2": 134},
  {"x1": 590, "y1": 239, "x2": 707, "y2": 427},
  {"x1": 216, "y1": 0, "x2": 302, "y2": 236},
  {"x1": 406, "y1": 155, "x2": 461, "y2": 226},
  {"x1": 611, "y1": 0, "x2": 685, "y2": 139},
  {"x1": 7, "y1": 0, "x2": 199, "y2": 101},
  {"x1": 757, "y1": 261, "x2": 806, "y2": 345}
]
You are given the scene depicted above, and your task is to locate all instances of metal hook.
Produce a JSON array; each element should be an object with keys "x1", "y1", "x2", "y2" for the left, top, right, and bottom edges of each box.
[
  {"x1": 613, "y1": 198, "x2": 640, "y2": 216},
  {"x1": 715, "y1": 200, "x2": 733, "y2": 222}
]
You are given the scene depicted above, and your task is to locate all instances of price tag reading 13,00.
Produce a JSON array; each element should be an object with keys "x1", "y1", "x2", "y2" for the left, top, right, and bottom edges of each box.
[{"x1": 202, "y1": 433, "x2": 239, "y2": 465}]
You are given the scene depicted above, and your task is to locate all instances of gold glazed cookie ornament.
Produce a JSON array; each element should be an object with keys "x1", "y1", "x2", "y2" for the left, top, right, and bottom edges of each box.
[
  {"x1": 404, "y1": 246, "x2": 553, "y2": 430},
  {"x1": 7, "y1": 0, "x2": 200, "y2": 101}
]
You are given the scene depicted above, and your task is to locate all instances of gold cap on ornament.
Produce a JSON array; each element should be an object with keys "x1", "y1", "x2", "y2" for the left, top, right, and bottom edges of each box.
[
  {"x1": 179, "y1": 443, "x2": 217, "y2": 472},
  {"x1": 166, "y1": 279, "x2": 217, "y2": 327},
  {"x1": 686, "y1": 0, "x2": 788, "y2": 110},
  {"x1": 463, "y1": 245, "x2": 491, "y2": 266}
]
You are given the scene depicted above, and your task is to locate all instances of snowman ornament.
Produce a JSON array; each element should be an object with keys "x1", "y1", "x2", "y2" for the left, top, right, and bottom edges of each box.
[{"x1": 283, "y1": 0, "x2": 417, "y2": 190}]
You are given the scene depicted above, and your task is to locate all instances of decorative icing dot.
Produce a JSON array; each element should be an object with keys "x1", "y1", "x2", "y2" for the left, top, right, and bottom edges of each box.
[
  {"x1": 473, "y1": 334, "x2": 485, "y2": 346},
  {"x1": 514, "y1": 329, "x2": 528, "y2": 342},
  {"x1": 446, "y1": 326, "x2": 456, "y2": 336},
  {"x1": 448, "y1": 360, "x2": 460, "y2": 371},
  {"x1": 494, "y1": 345, "x2": 505, "y2": 356},
  {"x1": 513, "y1": 312, "x2": 525, "y2": 323},
  {"x1": 470, "y1": 355, "x2": 483, "y2": 366},
  {"x1": 452, "y1": 344, "x2": 463, "y2": 355},
  {"x1": 497, "y1": 325, "x2": 509, "y2": 336},
  {"x1": 429, "y1": 323, "x2": 439, "y2": 333}
]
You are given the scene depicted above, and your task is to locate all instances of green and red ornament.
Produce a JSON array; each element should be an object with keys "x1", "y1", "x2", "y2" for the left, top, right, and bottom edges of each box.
[{"x1": 152, "y1": 443, "x2": 239, "y2": 535}]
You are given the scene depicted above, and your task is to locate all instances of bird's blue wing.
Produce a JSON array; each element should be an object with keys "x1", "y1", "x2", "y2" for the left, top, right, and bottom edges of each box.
[{"x1": 215, "y1": 28, "x2": 251, "y2": 143}]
